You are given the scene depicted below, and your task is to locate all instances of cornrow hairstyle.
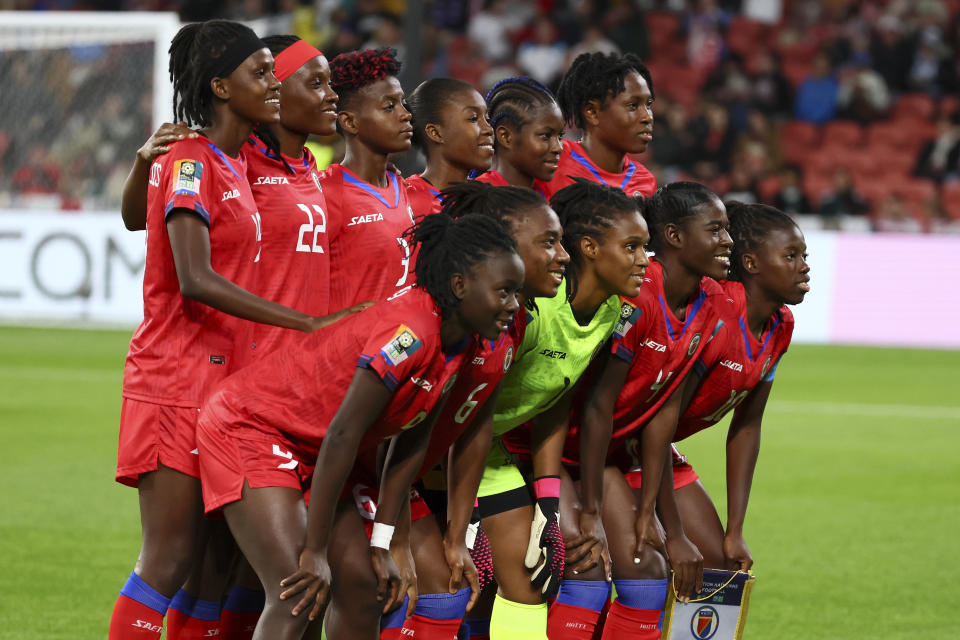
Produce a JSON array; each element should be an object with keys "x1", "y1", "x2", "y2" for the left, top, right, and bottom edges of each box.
[
  {"x1": 250, "y1": 34, "x2": 303, "y2": 174},
  {"x1": 329, "y1": 47, "x2": 401, "y2": 111},
  {"x1": 407, "y1": 77, "x2": 478, "y2": 151},
  {"x1": 639, "y1": 181, "x2": 720, "y2": 255},
  {"x1": 169, "y1": 20, "x2": 264, "y2": 128},
  {"x1": 556, "y1": 52, "x2": 655, "y2": 130},
  {"x1": 549, "y1": 177, "x2": 638, "y2": 302},
  {"x1": 439, "y1": 181, "x2": 545, "y2": 231},
  {"x1": 725, "y1": 201, "x2": 799, "y2": 282},
  {"x1": 484, "y1": 76, "x2": 558, "y2": 139},
  {"x1": 405, "y1": 213, "x2": 518, "y2": 315}
]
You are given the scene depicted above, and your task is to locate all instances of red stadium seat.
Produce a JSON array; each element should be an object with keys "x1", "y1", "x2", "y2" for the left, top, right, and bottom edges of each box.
[
  {"x1": 940, "y1": 95, "x2": 960, "y2": 118},
  {"x1": 782, "y1": 59, "x2": 813, "y2": 87},
  {"x1": 893, "y1": 93, "x2": 937, "y2": 121},
  {"x1": 867, "y1": 120, "x2": 933, "y2": 154},
  {"x1": 645, "y1": 11, "x2": 681, "y2": 39},
  {"x1": 726, "y1": 17, "x2": 771, "y2": 56},
  {"x1": 777, "y1": 39, "x2": 820, "y2": 64},
  {"x1": 942, "y1": 183, "x2": 960, "y2": 219},
  {"x1": 757, "y1": 175, "x2": 782, "y2": 203},
  {"x1": 803, "y1": 173, "x2": 833, "y2": 208},
  {"x1": 822, "y1": 121, "x2": 864, "y2": 148},
  {"x1": 780, "y1": 120, "x2": 819, "y2": 147}
]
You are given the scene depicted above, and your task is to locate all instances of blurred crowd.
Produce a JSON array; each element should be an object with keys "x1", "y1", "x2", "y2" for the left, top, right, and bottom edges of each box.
[{"x1": 3, "y1": 0, "x2": 960, "y2": 233}]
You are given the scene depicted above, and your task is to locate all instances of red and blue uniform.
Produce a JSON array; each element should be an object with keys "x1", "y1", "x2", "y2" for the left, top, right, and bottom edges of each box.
[
  {"x1": 405, "y1": 173, "x2": 443, "y2": 219},
  {"x1": 117, "y1": 136, "x2": 261, "y2": 486},
  {"x1": 321, "y1": 165, "x2": 416, "y2": 310},
  {"x1": 197, "y1": 287, "x2": 468, "y2": 512},
  {"x1": 538, "y1": 140, "x2": 656, "y2": 200}
]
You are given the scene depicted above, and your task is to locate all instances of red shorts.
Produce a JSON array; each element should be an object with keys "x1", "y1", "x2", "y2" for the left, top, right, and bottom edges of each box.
[
  {"x1": 196, "y1": 414, "x2": 315, "y2": 514},
  {"x1": 349, "y1": 483, "x2": 433, "y2": 537},
  {"x1": 623, "y1": 446, "x2": 699, "y2": 491},
  {"x1": 116, "y1": 397, "x2": 202, "y2": 487}
]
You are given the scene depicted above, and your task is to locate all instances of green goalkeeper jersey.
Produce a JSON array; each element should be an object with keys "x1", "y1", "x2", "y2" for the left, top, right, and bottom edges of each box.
[{"x1": 492, "y1": 279, "x2": 621, "y2": 437}]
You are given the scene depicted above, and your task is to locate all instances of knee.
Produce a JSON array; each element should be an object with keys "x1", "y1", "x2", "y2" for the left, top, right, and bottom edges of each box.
[
  {"x1": 136, "y1": 534, "x2": 202, "y2": 593},
  {"x1": 611, "y1": 547, "x2": 668, "y2": 581}
]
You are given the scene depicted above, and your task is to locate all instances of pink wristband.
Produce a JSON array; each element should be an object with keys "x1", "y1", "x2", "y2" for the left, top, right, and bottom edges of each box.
[{"x1": 533, "y1": 476, "x2": 561, "y2": 499}]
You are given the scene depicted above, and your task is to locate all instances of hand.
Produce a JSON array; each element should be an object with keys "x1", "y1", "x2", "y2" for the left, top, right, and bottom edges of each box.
[
  {"x1": 665, "y1": 534, "x2": 703, "y2": 602},
  {"x1": 524, "y1": 496, "x2": 564, "y2": 599},
  {"x1": 565, "y1": 510, "x2": 611, "y2": 580},
  {"x1": 443, "y1": 535, "x2": 481, "y2": 612},
  {"x1": 391, "y1": 542, "x2": 419, "y2": 618},
  {"x1": 465, "y1": 506, "x2": 494, "y2": 592},
  {"x1": 633, "y1": 509, "x2": 667, "y2": 559},
  {"x1": 722, "y1": 532, "x2": 753, "y2": 571},
  {"x1": 307, "y1": 301, "x2": 375, "y2": 332},
  {"x1": 137, "y1": 122, "x2": 196, "y2": 163},
  {"x1": 370, "y1": 546, "x2": 404, "y2": 615},
  {"x1": 279, "y1": 546, "x2": 331, "y2": 620}
]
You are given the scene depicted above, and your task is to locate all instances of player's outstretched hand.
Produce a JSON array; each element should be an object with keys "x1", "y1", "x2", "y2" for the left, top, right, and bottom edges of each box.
[
  {"x1": 370, "y1": 546, "x2": 405, "y2": 615},
  {"x1": 391, "y1": 543, "x2": 419, "y2": 619},
  {"x1": 566, "y1": 510, "x2": 612, "y2": 580},
  {"x1": 137, "y1": 122, "x2": 196, "y2": 163},
  {"x1": 443, "y1": 535, "x2": 481, "y2": 612},
  {"x1": 666, "y1": 534, "x2": 703, "y2": 602},
  {"x1": 307, "y1": 301, "x2": 376, "y2": 332},
  {"x1": 279, "y1": 546, "x2": 331, "y2": 620},
  {"x1": 524, "y1": 496, "x2": 565, "y2": 599},
  {"x1": 722, "y1": 532, "x2": 753, "y2": 572}
]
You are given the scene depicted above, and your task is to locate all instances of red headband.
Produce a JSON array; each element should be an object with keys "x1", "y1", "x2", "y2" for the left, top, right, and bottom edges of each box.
[{"x1": 274, "y1": 40, "x2": 324, "y2": 82}]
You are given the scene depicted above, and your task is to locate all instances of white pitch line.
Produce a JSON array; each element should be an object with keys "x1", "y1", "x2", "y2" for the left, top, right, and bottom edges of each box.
[{"x1": 769, "y1": 400, "x2": 960, "y2": 420}]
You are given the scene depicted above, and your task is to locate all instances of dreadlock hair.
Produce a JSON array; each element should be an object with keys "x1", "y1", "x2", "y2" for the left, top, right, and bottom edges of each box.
[
  {"x1": 329, "y1": 47, "x2": 401, "y2": 111},
  {"x1": 169, "y1": 20, "x2": 263, "y2": 128},
  {"x1": 639, "y1": 182, "x2": 720, "y2": 255},
  {"x1": 405, "y1": 213, "x2": 518, "y2": 315},
  {"x1": 484, "y1": 76, "x2": 558, "y2": 140},
  {"x1": 550, "y1": 177, "x2": 639, "y2": 302},
  {"x1": 407, "y1": 78, "x2": 478, "y2": 151},
  {"x1": 439, "y1": 181, "x2": 545, "y2": 231},
  {"x1": 725, "y1": 201, "x2": 799, "y2": 282},
  {"x1": 556, "y1": 52, "x2": 655, "y2": 130},
  {"x1": 247, "y1": 34, "x2": 304, "y2": 174}
]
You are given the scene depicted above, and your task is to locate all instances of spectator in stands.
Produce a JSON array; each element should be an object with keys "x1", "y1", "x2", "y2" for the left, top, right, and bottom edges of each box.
[
  {"x1": 686, "y1": 0, "x2": 730, "y2": 71},
  {"x1": 651, "y1": 99, "x2": 697, "y2": 178},
  {"x1": 794, "y1": 51, "x2": 839, "y2": 124},
  {"x1": 567, "y1": 24, "x2": 620, "y2": 63},
  {"x1": 703, "y1": 53, "x2": 752, "y2": 129},
  {"x1": 723, "y1": 165, "x2": 760, "y2": 204},
  {"x1": 691, "y1": 101, "x2": 737, "y2": 172},
  {"x1": 869, "y1": 13, "x2": 913, "y2": 92},
  {"x1": 733, "y1": 110, "x2": 781, "y2": 177},
  {"x1": 819, "y1": 168, "x2": 869, "y2": 220},
  {"x1": 773, "y1": 165, "x2": 812, "y2": 214},
  {"x1": 516, "y1": 16, "x2": 568, "y2": 87},
  {"x1": 926, "y1": 193, "x2": 960, "y2": 233},
  {"x1": 914, "y1": 110, "x2": 960, "y2": 183},
  {"x1": 837, "y1": 57, "x2": 891, "y2": 123},
  {"x1": 468, "y1": 0, "x2": 529, "y2": 63},
  {"x1": 873, "y1": 193, "x2": 923, "y2": 233},
  {"x1": 749, "y1": 50, "x2": 793, "y2": 118}
]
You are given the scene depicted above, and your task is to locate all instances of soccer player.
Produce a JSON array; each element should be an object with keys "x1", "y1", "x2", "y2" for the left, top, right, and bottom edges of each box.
[
  {"x1": 536, "y1": 182, "x2": 733, "y2": 639},
  {"x1": 475, "y1": 179, "x2": 651, "y2": 640},
  {"x1": 404, "y1": 78, "x2": 495, "y2": 217},
  {"x1": 540, "y1": 52, "x2": 657, "y2": 200},
  {"x1": 108, "y1": 22, "x2": 364, "y2": 640},
  {"x1": 322, "y1": 47, "x2": 418, "y2": 310},
  {"x1": 195, "y1": 213, "x2": 524, "y2": 640},
  {"x1": 365, "y1": 181, "x2": 570, "y2": 640},
  {"x1": 655, "y1": 202, "x2": 808, "y2": 573},
  {"x1": 474, "y1": 77, "x2": 565, "y2": 190}
]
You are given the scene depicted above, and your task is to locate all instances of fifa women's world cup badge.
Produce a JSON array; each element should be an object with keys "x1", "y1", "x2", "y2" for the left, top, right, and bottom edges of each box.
[
  {"x1": 614, "y1": 301, "x2": 642, "y2": 339},
  {"x1": 380, "y1": 326, "x2": 422, "y2": 366},
  {"x1": 173, "y1": 159, "x2": 202, "y2": 195}
]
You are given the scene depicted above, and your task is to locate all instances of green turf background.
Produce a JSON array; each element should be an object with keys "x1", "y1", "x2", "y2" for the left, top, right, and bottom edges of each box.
[{"x1": 0, "y1": 326, "x2": 956, "y2": 638}]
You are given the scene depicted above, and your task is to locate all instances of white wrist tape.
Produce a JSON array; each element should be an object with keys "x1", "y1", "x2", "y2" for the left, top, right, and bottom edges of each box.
[{"x1": 370, "y1": 523, "x2": 395, "y2": 549}]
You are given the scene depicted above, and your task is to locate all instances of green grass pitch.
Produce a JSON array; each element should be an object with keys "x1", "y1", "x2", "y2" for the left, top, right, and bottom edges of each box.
[{"x1": 0, "y1": 326, "x2": 956, "y2": 638}]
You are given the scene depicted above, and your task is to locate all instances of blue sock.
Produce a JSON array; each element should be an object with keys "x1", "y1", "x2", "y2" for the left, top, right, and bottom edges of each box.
[
  {"x1": 190, "y1": 598, "x2": 222, "y2": 621},
  {"x1": 556, "y1": 579, "x2": 612, "y2": 612},
  {"x1": 380, "y1": 594, "x2": 409, "y2": 630},
  {"x1": 413, "y1": 587, "x2": 471, "y2": 620},
  {"x1": 118, "y1": 571, "x2": 172, "y2": 615},
  {"x1": 168, "y1": 590, "x2": 197, "y2": 616},
  {"x1": 611, "y1": 578, "x2": 668, "y2": 610},
  {"x1": 223, "y1": 585, "x2": 265, "y2": 613}
]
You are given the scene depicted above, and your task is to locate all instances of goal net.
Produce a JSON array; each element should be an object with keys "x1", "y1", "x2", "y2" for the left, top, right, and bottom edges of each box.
[{"x1": 0, "y1": 11, "x2": 180, "y2": 211}]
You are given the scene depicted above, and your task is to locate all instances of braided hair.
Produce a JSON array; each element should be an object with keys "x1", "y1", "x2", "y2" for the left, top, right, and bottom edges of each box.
[
  {"x1": 439, "y1": 181, "x2": 545, "y2": 231},
  {"x1": 169, "y1": 20, "x2": 263, "y2": 128},
  {"x1": 405, "y1": 213, "x2": 518, "y2": 315},
  {"x1": 639, "y1": 182, "x2": 720, "y2": 255},
  {"x1": 484, "y1": 76, "x2": 559, "y2": 140},
  {"x1": 549, "y1": 177, "x2": 638, "y2": 301},
  {"x1": 556, "y1": 52, "x2": 654, "y2": 130},
  {"x1": 407, "y1": 77, "x2": 478, "y2": 151},
  {"x1": 329, "y1": 47, "x2": 401, "y2": 111},
  {"x1": 725, "y1": 202, "x2": 799, "y2": 282}
]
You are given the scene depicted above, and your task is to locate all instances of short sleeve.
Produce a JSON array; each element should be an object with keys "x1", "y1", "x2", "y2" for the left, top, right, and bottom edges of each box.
[
  {"x1": 762, "y1": 353, "x2": 784, "y2": 382},
  {"x1": 161, "y1": 152, "x2": 213, "y2": 225},
  {"x1": 357, "y1": 321, "x2": 430, "y2": 392},
  {"x1": 611, "y1": 298, "x2": 645, "y2": 363}
]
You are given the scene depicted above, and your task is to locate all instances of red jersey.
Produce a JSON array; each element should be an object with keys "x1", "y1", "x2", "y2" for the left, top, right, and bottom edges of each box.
[
  {"x1": 202, "y1": 287, "x2": 468, "y2": 461},
  {"x1": 123, "y1": 137, "x2": 261, "y2": 407},
  {"x1": 673, "y1": 280, "x2": 794, "y2": 442},
  {"x1": 475, "y1": 169, "x2": 549, "y2": 199},
  {"x1": 539, "y1": 140, "x2": 657, "y2": 200},
  {"x1": 242, "y1": 137, "x2": 330, "y2": 357},
  {"x1": 321, "y1": 165, "x2": 416, "y2": 310},
  {"x1": 405, "y1": 173, "x2": 443, "y2": 219},
  {"x1": 560, "y1": 260, "x2": 726, "y2": 465}
]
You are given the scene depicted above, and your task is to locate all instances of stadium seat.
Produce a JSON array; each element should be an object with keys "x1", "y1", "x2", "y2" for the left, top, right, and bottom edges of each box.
[
  {"x1": 780, "y1": 120, "x2": 819, "y2": 148},
  {"x1": 782, "y1": 59, "x2": 814, "y2": 87},
  {"x1": 726, "y1": 16, "x2": 772, "y2": 56},
  {"x1": 757, "y1": 174, "x2": 782, "y2": 203},
  {"x1": 942, "y1": 183, "x2": 960, "y2": 219},
  {"x1": 940, "y1": 95, "x2": 960, "y2": 118},
  {"x1": 822, "y1": 121, "x2": 864, "y2": 147},
  {"x1": 893, "y1": 93, "x2": 937, "y2": 121}
]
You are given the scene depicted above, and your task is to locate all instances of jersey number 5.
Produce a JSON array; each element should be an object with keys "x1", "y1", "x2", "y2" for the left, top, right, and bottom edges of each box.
[{"x1": 296, "y1": 203, "x2": 326, "y2": 253}]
